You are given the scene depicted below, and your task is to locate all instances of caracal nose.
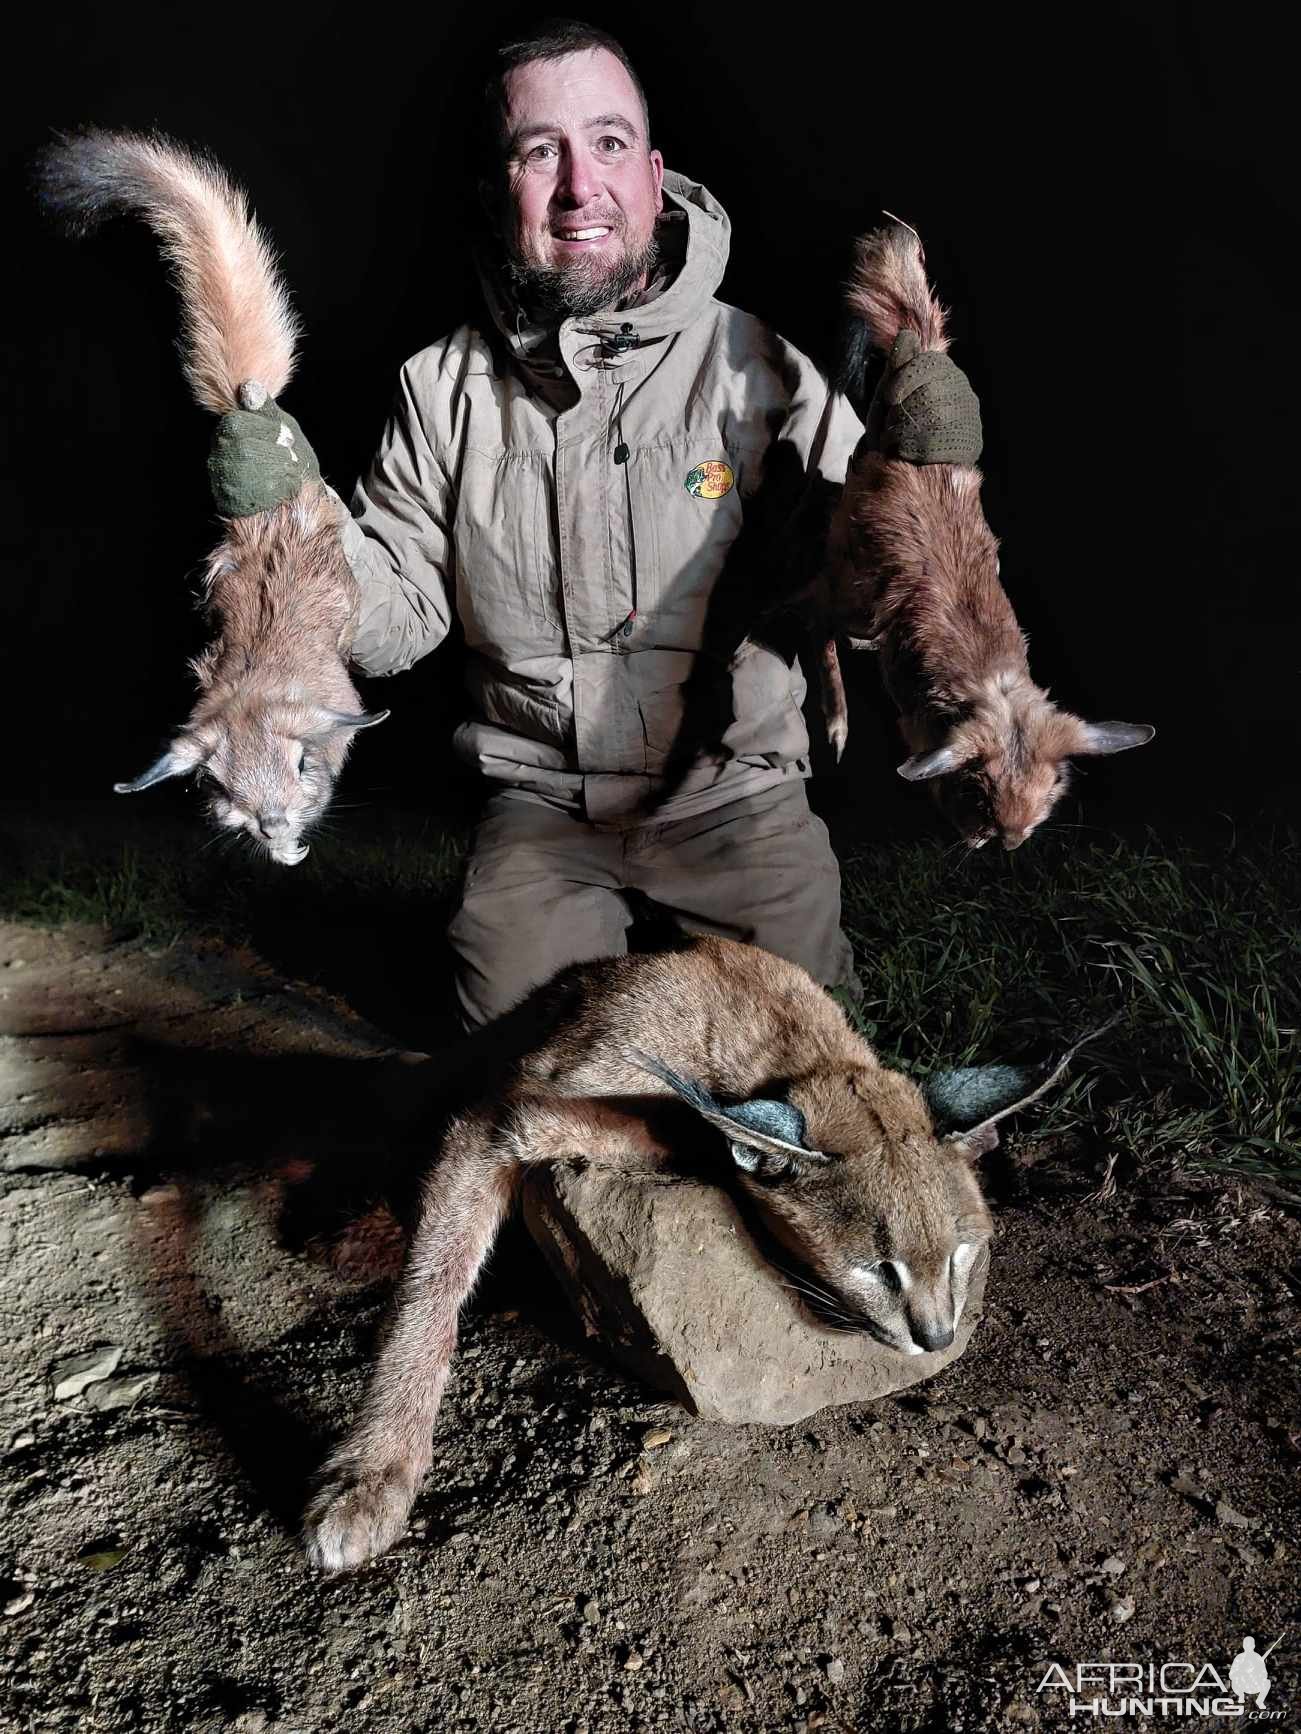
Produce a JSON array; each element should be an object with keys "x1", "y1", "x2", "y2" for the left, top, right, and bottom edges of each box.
[
  {"x1": 912, "y1": 1318, "x2": 955, "y2": 1353},
  {"x1": 259, "y1": 814, "x2": 290, "y2": 838},
  {"x1": 1001, "y1": 829, "x2": 1027, "y2": 851}
]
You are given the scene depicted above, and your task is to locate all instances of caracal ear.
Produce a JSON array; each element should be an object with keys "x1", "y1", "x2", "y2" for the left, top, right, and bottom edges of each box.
[
  {"x1": 113, "y1": 741, "x2": 200, "y2": 794},
  {"x1": 728, "y1": 1137, "x2": 815, "y2": 1180},
  {"x1": 923, "y1": 1064, "x2": 1038, "y2": 1131},
  {"x1": 1073, "y1": 721, "x2": 1156, "y2": 756},
  {"x1": 625, "y1": 1049, "x2": 830, "y2": 1174},
  {"x1": 939, "y1": 1013, "x2": 1124, "y2": 1162},
  {"x1": 897, "y1": 741, "x2": 969, "y2": 782}
]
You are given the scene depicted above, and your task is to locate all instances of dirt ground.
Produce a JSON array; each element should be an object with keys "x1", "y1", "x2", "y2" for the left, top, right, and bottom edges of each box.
[{"x1": 1, "y1": 919, "x2": 1298, "y2": 1733}]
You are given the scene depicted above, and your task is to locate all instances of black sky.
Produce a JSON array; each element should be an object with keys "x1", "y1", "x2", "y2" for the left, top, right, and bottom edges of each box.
[{"x1": 6, "y1": 4, "x2": 1298, "y2": 827}]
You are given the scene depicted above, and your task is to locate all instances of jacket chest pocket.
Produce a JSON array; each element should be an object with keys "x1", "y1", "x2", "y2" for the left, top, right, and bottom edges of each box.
[
  {"x1": 628, "y1": 444, "x2": 745, "y2": 640},
  {"x1": 454, "y1": 450, "x2": 561, "y2": 656}
]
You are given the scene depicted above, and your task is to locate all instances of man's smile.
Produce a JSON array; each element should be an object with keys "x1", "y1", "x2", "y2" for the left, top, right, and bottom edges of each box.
[{"x1": 550, "y1": 223, "x2": 616, "y2": 248}]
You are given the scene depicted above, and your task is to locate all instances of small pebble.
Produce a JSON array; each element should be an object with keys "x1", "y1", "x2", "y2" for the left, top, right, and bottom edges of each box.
[
  {"x1": 623, "y1": 1650, "x2": 644, "y2": 1672},
  {"x1": 641, "y1": 1428, "x2": 673, "y2": 1450},
  {"x1": 824, "y1": 1657, "x2": 845, "y2": 1684},
  {"x1": 1109, "y1": 1596, "x2": 1136, "y2": 1624},
  {"x1": 4, "y1": 1592, "x2": 35, "y2": 1616},
  {"x1": 51, "y1": 1346, "x2": 123, "y2": 1402}
]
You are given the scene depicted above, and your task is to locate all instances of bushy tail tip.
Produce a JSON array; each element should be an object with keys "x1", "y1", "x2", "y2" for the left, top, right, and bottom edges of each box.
[
  {"x1": 836, "y1": 219, "x2": 951, "y2": 413},
  {"x1": 32, "y1": 126, "x2": 301, "y2": 413}
]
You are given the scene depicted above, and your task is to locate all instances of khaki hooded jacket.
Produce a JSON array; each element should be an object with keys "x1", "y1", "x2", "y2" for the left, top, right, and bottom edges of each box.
[{"x1": 339, "y1": 171, "x2": 863, "y2": 822}]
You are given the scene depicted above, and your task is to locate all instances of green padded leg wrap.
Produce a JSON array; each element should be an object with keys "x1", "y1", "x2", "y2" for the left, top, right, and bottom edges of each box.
[
  {"x1": 208, "y1": 397, "x2": 322, "y2": 519},
  {"x1": 868, "y1": 329, "x2": 984, "y2": 467}
]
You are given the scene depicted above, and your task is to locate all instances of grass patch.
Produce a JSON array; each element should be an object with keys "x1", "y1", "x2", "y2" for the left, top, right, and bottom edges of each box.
[
  {"x1": 840, "y1": 830, "x2": 1299, "y2": 1180},
  {"x1": 4, "y1": 811, "x2": 1296, "y2": 1181},
  {"x1": 0, "y1": 817, "x2": 469, "y2": 949}
]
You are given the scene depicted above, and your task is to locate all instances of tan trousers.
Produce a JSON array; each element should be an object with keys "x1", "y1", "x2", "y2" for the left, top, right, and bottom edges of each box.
[{"x1": 448, "y1": 781, "x2": 857, "y2": 1028}]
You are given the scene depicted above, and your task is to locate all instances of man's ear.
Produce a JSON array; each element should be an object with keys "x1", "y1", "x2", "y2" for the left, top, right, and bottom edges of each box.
[{"x1": 649, "y1": 148, "x2": 664, "y2": 212}]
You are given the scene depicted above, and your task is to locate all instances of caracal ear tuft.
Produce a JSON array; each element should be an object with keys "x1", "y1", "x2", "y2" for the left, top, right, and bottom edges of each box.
[{"x1": 1074, "y1": 721, "x2": 1156, "y2": 756}]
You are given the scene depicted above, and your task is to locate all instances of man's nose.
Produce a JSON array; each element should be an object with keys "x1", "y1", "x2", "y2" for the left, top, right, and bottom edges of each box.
[{"x1": 555, "y1": 147, "x2": 598, "y2": 208}]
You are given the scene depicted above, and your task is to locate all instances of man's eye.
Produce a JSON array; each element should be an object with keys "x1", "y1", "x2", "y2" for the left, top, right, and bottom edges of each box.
[
  {"x1": 597, "y1": 136, "x2": 628, "y2": 153},
  {"x1": 526, "y1": 143, "x2": 557, "y2": 162}
]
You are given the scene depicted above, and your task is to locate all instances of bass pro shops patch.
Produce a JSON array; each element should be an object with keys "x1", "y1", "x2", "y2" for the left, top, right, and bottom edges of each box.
[{"x1": 684, "y1": 460, "x2": 735, "y2": 499}]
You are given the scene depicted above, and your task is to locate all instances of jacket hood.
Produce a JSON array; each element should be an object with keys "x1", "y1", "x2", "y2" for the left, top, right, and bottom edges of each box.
[{"x1": 478, "y1": 169, "x2": 731, "y2": 378}]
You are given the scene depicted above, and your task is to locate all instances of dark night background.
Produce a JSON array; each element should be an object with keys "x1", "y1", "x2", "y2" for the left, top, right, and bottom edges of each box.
[{"x1": 4, "y1": 4, "x2": 1297, "y2": 837}]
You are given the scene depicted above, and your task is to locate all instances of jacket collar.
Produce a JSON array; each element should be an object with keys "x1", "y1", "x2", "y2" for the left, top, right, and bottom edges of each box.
[{"x1": 477, "y1": 169, "x2": 731, "y2": 386}]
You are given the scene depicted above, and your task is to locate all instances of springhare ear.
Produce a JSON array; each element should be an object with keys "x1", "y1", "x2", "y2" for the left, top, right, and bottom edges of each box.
[
  {"x1": 897, "y1": 742, "x2": 968, "y2": 782},
  {"x1": 1073, "y1": 721, "x2": 1155, "y2": 756},
  {"x1": 315, "y1": 708, "x2": 390, "y2": 737},
  {"x1": 113, "y1": 743, "x2": 199, "y2": 794}
]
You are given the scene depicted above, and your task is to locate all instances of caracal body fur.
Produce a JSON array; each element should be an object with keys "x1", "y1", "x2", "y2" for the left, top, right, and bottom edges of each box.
[
  {"x1": 822, "y1": 223, "x2": 1152, "y2": 849},
  {"x1": 36, "y1": 129, "x2": 384, "y2": 864},
  {"x1": 303, "y1": 938, "x2": 996, "y2": 1571}
]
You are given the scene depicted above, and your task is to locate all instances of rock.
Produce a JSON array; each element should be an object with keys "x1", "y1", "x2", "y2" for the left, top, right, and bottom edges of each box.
[
  {"x1": 808, "y1": 1503, "x2": 843, "y2": 1537},
  {"x1": 521, "y1": 1167, "x2": 987, "y2": 1425},
  {"x1": 824, "y1": 1657, "x2": 845, "y2": 1684},
  {"x1": 1108, "y1": 1596, "x2": 1136, "y2": 1624},
  {"x1": 623, "y1": 1650, "x2": 644, "y2": 1672},
  {"x1": 51, "y1": 1346, "x2": 123, "y2": 1401},
  {"x1": 641, "y1": 1428, "x2": 673, "y2": 1451},
  {"x1": 4, "y1": 1592, "x2": 34, "y2": 1616},
  {"x1": 1215, "y1": 1500, "x2": 1254, "y2": 1529},
  {"x1": 84, "y1": 1375, "x2": 156, "y2": 1413}
]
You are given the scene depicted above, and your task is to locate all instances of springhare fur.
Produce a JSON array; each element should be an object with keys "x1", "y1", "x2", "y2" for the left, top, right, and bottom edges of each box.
[
  {"x1": 822, "y1": 223, "x2": 1152, "y2": 849},
  {"x1": 35, "y1": 129, "x2": 384, "y2": 864},
  {"x1": 303, "y1": 936, "x2": 1024, "y2": 1572},
  {"x1": 36, "y1": 128, "x2": 299, "y2": 412}
]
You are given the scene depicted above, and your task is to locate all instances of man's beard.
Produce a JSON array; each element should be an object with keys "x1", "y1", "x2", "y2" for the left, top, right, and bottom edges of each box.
[{"x1": 507, "y1": 230, "x2": 660, "y2": 324}]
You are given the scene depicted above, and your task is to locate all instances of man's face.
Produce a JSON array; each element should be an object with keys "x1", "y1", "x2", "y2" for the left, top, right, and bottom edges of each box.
[{"x1": 496, "y1": 48, "x2": 665, "y2": 319}]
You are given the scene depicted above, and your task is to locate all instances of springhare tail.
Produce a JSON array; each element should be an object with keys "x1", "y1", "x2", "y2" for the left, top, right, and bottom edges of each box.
[{"x1": 34, "y1": 127, "x2": 300, "y2": 413}]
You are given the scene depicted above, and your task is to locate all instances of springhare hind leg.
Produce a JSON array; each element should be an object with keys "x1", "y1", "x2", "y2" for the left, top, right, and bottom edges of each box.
[{"x1": 303, "y1": 1107, "x2": 515, "y2": 1571}]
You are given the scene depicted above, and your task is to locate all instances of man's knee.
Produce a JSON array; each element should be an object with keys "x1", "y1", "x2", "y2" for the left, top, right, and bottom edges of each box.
[{"x1": 449, "y1": 882, "x2": 630, "y2": 1028}]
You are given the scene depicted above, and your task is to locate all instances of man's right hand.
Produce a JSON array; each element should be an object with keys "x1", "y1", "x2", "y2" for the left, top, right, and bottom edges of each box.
[{"x1": 208, "y1": 393, "x2": 321, "y2": 518}]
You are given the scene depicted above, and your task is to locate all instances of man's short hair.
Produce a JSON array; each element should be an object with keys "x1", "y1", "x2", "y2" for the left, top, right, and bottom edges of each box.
[{"x1": 478, "y1": 16, "x2": 652, "y2": 180}]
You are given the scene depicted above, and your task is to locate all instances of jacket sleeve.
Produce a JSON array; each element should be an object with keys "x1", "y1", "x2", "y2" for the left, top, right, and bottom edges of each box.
[
  {"x1": 738, "y1": 337, "x2": 865, "y2": 601},
  {"x1": 336, "y1": 362, "x2": 457, "y2": 677},
  {"x1": 776, "y1": 339, "x2": 865, "y2": 497}
]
